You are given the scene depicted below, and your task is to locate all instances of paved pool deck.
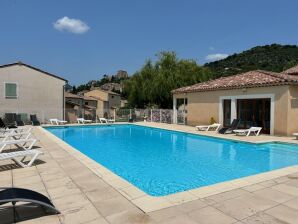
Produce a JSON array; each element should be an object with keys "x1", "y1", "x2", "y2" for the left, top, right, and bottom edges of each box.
[{"x1": 0, "y1": 122, "x2": 298, "y2": 223}]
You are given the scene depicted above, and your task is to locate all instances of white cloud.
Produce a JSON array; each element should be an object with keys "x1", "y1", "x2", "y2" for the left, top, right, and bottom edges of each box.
[
  {"x1": 53, "y1": 16, "x2": 90, "y2": 34},
  {"x1": 205, "y1": 53, "x2": 229, "y2": 62}
]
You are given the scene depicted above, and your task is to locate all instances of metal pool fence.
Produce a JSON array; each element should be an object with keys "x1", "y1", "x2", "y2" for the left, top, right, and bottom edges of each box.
[
  {"x1": 115, "y1": 109, "x2": 187, "y2": 124},
  {"x1": 0, "y1": 108, "x2": 187, "y2": 125}
]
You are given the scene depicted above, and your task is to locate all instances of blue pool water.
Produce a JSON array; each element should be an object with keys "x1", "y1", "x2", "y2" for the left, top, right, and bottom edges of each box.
[{"x1": 46, "y1": 124, "x2": 298, "y2": 196}]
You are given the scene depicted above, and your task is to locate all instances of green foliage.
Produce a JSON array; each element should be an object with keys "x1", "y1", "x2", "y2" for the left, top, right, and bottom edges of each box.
[
  {"x1": 124, "y1": 51, "x2": 213, "y2": 108},
  {"x1": 205, "y1": 44, "x2": 298, "y2": 78},
  {"x1": 72, "y1": 83, "x2": 91, "y2": 94}
]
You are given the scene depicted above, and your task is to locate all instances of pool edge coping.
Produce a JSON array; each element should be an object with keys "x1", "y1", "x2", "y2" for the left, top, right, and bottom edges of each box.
[
  {"x1": 132, "y1": 123, "x2": 298, "y2": 145},
  {"x1": 38, "y1": 124, "x2": 298, "y2": 213}
]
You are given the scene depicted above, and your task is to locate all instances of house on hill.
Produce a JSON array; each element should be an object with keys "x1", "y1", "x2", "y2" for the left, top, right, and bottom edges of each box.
[
  {"x1": 172, "y1": 65, "x2": 298, "y2": 136},
  {"x1": 0, "y1": 61, "x2": 67, "y2": 123},
  {"x1": 99, "y1": 83, "x2": 122, "y2": 92},
  {"x1": 65, "y1": 92, "x2": 97, "y2": 122},
  {"x1": 84, "y1": 89, "x2": 121, "y2": 118},
  {"x1": 116, "y1": 70, "x2": 128, "y2": 79}
]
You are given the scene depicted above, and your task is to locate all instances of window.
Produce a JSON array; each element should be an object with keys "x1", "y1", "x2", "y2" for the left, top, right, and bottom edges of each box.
[{"x1": 5, "y1": 83, "x2": 17, "y2": 99}]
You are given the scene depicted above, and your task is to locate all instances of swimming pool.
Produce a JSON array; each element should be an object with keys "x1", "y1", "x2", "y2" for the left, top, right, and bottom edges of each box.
[{"x1": 46, "y1": 124, "x2": 298, "y2": 196}]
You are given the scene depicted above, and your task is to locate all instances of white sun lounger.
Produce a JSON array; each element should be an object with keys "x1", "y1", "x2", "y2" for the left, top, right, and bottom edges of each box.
[
  {"x1": 0, "y1": 129, "x2": 10, "y2": 135},
  {"x1": 49, "y1": 119, "x2": 67, "y2": 125},
  {"x1": 77, "y1": 118, "x2": 92, "y2": 124},
  {"x1": 0, "y1": 127, "x2": 32, "y2": 135},
  {"x1": 233, "y1": 127, "x2": 262, "y2": 136},
  {"x1": 99, "y1": 118, "x2": 108, "y2": 123},
  {"x1": 0, "y1": 132, "x2": 32, "y2": 142},
  {"x1": 0, "y1": 138, "x2": 37, "y2": 153},
  {"x1": 196, "y1": 123, "x2": 221, "y2": 132},
  {"x1": 15, "y1": 127, "x2": 32, "y2": 134},
  {"x1": 0, "y1": 149, "x2": 43, "y2": 168},
  {"x1": 293, "y1": 133, "x2": 298, "y2": 140}
]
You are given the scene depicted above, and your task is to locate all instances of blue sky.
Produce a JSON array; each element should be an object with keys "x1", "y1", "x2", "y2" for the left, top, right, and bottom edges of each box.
[{"x1": 0, "y1": 0, "x2": 298, "y2": 85}]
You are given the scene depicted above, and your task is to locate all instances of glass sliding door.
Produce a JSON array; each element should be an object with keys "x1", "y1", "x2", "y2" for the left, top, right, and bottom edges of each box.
[
  {"x1": 176, "y1": 98, "x2": 187, "y2": 124},
  {"x1": 223, "y1": 99, "x2": 231, "y2": 127},
  {"x1": 236, "y1": 98, "x2": 270, "y2": 134}
]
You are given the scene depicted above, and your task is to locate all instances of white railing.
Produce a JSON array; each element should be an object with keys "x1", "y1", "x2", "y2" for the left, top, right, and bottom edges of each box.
[
  {"x1": 0, "y1": 108, "x2": 186, "y2": 125},
  {"x1": 115, "y1": 108, "x2": 176, "y2": 124}
]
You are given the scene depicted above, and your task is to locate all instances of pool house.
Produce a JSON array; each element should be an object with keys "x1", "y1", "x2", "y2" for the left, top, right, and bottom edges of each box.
[{"x1": 172, "y1": 65, "x2": 298, "y2": 136}]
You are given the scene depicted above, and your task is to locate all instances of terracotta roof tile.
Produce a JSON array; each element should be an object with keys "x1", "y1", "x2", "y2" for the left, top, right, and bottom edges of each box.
[
  {"x1": 83, "y1": 95, "x2": 98, "y2": 101},
  {"x1": 65, "y1": 92, "x2": 97, "y2": 101},
  {"x1": 172, "y1": 69, "x2": 298, "y2": 94},
  {"x1": 284, "y1": 65, "x2": 298, "y2": 75},
  {"x1": 65, "y1": 92, "x2": 81, "y2": 99},
  {"x1": 85, "y1": 89, "x2": 120, "y2": 96},
  {"x1": 88, "y1": 96, "x2": 107, "y2": 102},
  {"x1": 84, "y1": 104, "x2": 96, "y2": 109}
]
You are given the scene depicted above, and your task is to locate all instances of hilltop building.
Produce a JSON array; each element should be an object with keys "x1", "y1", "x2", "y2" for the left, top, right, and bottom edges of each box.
[{"x1": 116, "y1": 70, "x2": 128, "y2": 79}]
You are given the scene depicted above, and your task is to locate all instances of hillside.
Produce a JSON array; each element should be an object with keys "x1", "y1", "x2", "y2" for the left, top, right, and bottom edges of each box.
[
  {"x1": 204, "y1": 44, "x2": 298, "y2": 78},
  {"x1": 72, "y1": 44, "x2": 298, "y2": 108}
]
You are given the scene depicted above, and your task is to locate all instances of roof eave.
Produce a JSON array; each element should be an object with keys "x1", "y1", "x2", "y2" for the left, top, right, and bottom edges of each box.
[
  {"x1": 172, "y1": 82, "x2": 298, "y2": 94},
  {"x1": 0, "y1": 62, "x2": 68, "y2": 82}
]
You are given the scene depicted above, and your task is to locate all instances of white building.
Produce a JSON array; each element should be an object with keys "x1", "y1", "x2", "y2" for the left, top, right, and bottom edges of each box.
[{"x1": 0, "y1": 62, "x2": 67, "y2": 123}]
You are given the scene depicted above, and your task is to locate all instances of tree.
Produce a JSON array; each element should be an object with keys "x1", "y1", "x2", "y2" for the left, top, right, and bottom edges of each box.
[
  {"x1": 124, "y1": 51, "x2": 213, "y2": 108},
  {"x1": 72, "y1": 86, "x2": 77, "y2": 93}
]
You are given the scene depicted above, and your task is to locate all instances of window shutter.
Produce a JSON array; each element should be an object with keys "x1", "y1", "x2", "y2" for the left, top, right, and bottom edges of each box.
[{"x1": 5, "y1": 83, "x2": 17, "y2": 98}]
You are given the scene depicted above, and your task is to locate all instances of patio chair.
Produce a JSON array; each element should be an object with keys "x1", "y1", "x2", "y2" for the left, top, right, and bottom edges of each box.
[
  {"x1": 0, "y1": 118, "x2": 17, "y2": 129},
  {"x1": 0, "y1": 138, "x2": 37, "y2": 153},
  {"x1": 49, "y1": 119, "x2": 67, "y2": 125},
  {"x1": 0, "y1": 187, "x2": 59, "y2": 223},
  {"x1": 233, "y1": 127, "x2": 262, "y2": 136},
  {"x1": 4, "y1": 113, "x2": 17, "y2": 126},
  {"x1": 218, "y1": 119, "x2": 241, "y2": 134},
  {"x1": 0, "y1": 132, "x2": 32, "y2": 142},
  {"x1": 16, "y1": 114, "x2": 25, "y2": 126},
  {"x1": 0, "y1": 149, "x2": 43, "y2": 167},
  {"x1": 293, "y1": 133, "x2": 298, "y2": 140},
  {"x1": 0, "y1": 118, "x2": 5, "y2": 129},
  {"x1": 77, "y1": 118, "x2": 92, "y2": 124},
  {"x1": 30, "y1": 115, "x2": 40, "y2": 126},
  {"x1": 196, "y1": 123, "x2": 221, "y2": 132}
]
